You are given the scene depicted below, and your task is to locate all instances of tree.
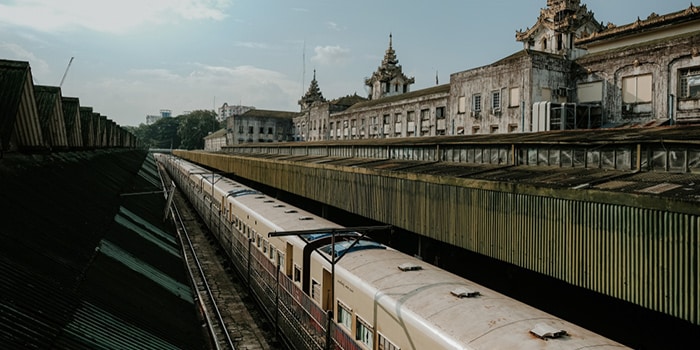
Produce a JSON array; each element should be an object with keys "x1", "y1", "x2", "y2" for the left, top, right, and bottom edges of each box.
[
  {"x1": 148, "y1": 117, "x2": 181, "y2": 148},
  {"x1": 177, "y1": 110, "x2": 219, "y2": 150}
]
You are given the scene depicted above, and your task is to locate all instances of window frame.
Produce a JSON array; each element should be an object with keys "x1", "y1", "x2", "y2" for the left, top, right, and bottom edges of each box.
[
  {"x1": 355, "y1": 316, "x2": 373, "y2": 349},
  {"x1": 679, "y1": 67, "x2": 700, "y2": 99},
  {"x1": 337, "y1": 301, "x2": 352, "y2": 330},
  {"x1": 472, "y1": 94, "x2": 482, "y2": 112},
  {"x1": 378, "y1": 332, "x2": 400, "y2": 350},
  {"x1": 491, "y1": 90, "x2": 501, "y2": 112},
  {"x1": 622, "y1": 73, "x2": 653, "y2": 104}
]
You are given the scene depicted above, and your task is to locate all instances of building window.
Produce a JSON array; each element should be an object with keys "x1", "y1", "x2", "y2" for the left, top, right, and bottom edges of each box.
[
  {"x1": 238, "y1": 125, "x2": 244, "y2": 134},
  {"x1": 578, "y1": 81, "x2": 603, "y2": 103},
  {"x1": 407, "y1": 111, "x2": 415, "y2": 122},
  {"x1": 458, "y1": 96, "x2": 466, "y2": 114},
  {"x1": 472, "y1": 94, "x2": 482, "y2": 112},
  {"x1": 490, "y1": 125, "x2": 499, "y2": 134},
  {"x1": 311, "y1": 280, "x2": 319, "y2": 301},
  {"x1": 383, "y1": 114, "x2": 391, "y2": 124},
  {"x1": 509, "y1": 87, "x2": 520, "y2": 107},
  {"x1": 356, "y1": 317, "x2": 373, "y2": 348},
  {"x1": 293, "y1": 265, "x2": 301, "y2": 282},
  {"x1": 680, "y1": 67, "x2": 700, "y2": 98},
  {"x1": 378, "y1": 333, "x2": 400, "y2": 350},
  {"x1": 622, "y1": 74, "x2": 652, "y2": 104},
  {"x1": 268, "y1": 127, "x2": 273, "y2": 134},
  {"x1": 436, "y1": 107, "x2": 445, "y2": 119},
  {"x1": 491, "y1": 90, "x2": 501, "y2": 111},
  {"x1": 420, "y1": 109, "x2": 430, "y2": 120},
  {"x1": 248, "y1": 126, "x2": 254, "y2": 134},
  {"x1": 337, "y1": 302, "x2": 352, "y2": 330}
]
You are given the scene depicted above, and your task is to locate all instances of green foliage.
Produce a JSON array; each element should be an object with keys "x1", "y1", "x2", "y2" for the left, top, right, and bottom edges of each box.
[
  {"x1": 176, "y1": 110, "x2": 220, "y2": 150},
  {"x1": 127, "y1": 110, "x2": 223, "y2": 149}
]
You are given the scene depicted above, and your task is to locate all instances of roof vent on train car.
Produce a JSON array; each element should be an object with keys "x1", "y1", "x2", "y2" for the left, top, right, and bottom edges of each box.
[
  {"x1": 284, "y1": 209, "x2": 298, "y2": 214},
  {"x1": 273, "y1": 204, "x2": 286, "y2": 208},
  {"x1": 263, "y1": 200, "x2": 274, "y2": 203},
  {"x1": 450, "y1": 287, "x2": 480, "y2": 298},
  {"x1": 530, "y1": 323, "x2": 567, "y2": 340},
  {"x1": 255, "y1": 196, "x2": 265, "y2": 199},
  {"x1": 298, "y1": 216, "x2": 314, "y2": 220},
  {"x1": 398, "y1": 263, "x2": 422, "y2": 271}
]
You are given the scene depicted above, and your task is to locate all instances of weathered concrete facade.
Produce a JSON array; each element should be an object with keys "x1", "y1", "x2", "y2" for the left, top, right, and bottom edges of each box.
[
  {"x1": 575, "y1": 7, "x2": 700, "y2": 125},
  {"x1": 330, "y1": 85, "x2": 449, "y2": 139},
  {"x1": 450, "y1": 51, "x2": 573, "y2": 135},
  {"x1": 226, "y1": 109, "x2": 298, "y2": 145}
]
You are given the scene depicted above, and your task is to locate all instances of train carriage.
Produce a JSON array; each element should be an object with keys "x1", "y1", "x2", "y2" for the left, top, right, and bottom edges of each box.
[{"x1": 157, "y1": 154, "x2": 628, "y2": 350}]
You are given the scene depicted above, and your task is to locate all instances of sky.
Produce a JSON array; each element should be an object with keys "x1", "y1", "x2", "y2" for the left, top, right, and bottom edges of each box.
[{"x1": 0, "y1": 0, "x2": 694, "y2": 126}]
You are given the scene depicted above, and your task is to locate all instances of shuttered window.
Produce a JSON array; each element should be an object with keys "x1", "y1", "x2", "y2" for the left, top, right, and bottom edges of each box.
[{"x1": 622, "y1": 74, "x2": 652, "y2": 103}]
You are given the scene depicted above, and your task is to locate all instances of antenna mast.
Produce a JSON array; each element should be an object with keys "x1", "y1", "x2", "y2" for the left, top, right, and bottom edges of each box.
[
  {"x1": 302, "y1": 41, "x2": 306, "y2": 94},
  {"x1": 60, "y1": 57, "x2": 74, "y2": 87}
]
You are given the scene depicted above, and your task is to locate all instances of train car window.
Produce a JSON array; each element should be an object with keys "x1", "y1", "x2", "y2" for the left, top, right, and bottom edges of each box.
[
  {"x1": 337, "y1": 302, "x2": 352, "y2": 330},
  {"x1": 277, "y1": 251, "x2": 284, "y2": 270},
  {"x1": 356, "y1": 317, "x2": 373, "y2": 349},
  {"x1": 378, "y1": 333, "x2": 400, "y2": 350},
  {"x1": 293, "y1": 265, "x2": 301, "y2": 282},
  {"x1": 257, "y1": 234, "x2": 261, "y2": 248},
  {"x1": 269, "y1": 245, "x2": 275, "y2": 260},
  {"x1": 311, "y1": 280, "x2": 320, "y2": 302},
  {"x1": 263, "y1": 240, "x2": 268, "y2": 254}
]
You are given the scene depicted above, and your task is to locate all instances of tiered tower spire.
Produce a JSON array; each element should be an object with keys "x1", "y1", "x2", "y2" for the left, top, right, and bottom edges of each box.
[
  {"x1": 298, "y1": 69, "x2": 326, "y2": 111},
  {"x1": 364, "y1": 34, "x2": 415, "y2": 100}
]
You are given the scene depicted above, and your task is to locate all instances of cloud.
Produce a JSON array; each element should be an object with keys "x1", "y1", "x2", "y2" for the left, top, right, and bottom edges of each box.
[
  {"x1": 74, "y1": 63, "x2": 301, "y2": 125},
  {"x1": 311, "y1": 45, "x2": 350, "y2": 65},
  {"x1": 0, "y1": 42, "x2": 50, "y2": 76},
  {"x1": 0, "y1": 0, "x2": 232, "y2": 34},
  {"x1": 235, "y1": 41, "x2": 272, "y2": 49},
  {"x1": 326, "y1": 21, "x2": 344, "y2": 31}
]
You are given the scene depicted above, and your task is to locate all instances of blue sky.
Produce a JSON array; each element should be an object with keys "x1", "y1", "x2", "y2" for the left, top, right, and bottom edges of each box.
[{"x1": 0, "y1": 0, "x2": 693, "y2": 126}]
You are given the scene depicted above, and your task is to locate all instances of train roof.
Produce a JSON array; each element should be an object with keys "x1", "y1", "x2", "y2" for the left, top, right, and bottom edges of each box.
[{"x1": 335, "y1": 248, "x2": 626, "y2": 349}]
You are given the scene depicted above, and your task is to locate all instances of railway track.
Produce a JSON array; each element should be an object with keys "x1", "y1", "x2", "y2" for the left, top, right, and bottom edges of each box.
[
  {"x1": 171, "y1": 201, "x2": 239, "y2": 350},
  {"x1": 159, "y1": 164, "x2": 277, "y2": 350}
]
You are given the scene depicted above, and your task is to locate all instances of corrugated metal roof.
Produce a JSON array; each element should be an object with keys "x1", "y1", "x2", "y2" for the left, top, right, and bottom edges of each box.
[
  {"x1": 0, "y1": 150, "x2": 205, "y2": 349},
  {"x1": 0, "y1": 59, "x2": 29, "y2": 150}
]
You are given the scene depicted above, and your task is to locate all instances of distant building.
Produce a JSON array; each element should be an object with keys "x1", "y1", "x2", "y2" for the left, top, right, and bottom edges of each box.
[
  {"x1": 160, "y1": 109, "x2": 172, "y2": 118},
  {"x1": 226, "y1": 109, "x2": 299, "y2": 145},
  {"x1": 145, "y1": 115, "x2": 161, "y2": 125},
  {"x1": 146, "y1": 109, "x2": 172, "y2": 125},
  {"x1": 204, "y1": 128, "x2": 227, "y2": 151},
  {"x1": 218, "y1": 103, "x2": 255, "y2": 122}
]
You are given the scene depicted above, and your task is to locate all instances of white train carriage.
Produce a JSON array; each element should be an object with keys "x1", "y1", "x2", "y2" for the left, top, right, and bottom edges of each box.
[{"x1": 158, "y1": 154, "x2": 628, "y2": 350}]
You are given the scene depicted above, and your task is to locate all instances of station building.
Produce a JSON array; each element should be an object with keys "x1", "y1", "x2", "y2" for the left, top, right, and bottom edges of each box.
[{"x1": 227, "y1": 1, "x2": 700, "y2": 144}]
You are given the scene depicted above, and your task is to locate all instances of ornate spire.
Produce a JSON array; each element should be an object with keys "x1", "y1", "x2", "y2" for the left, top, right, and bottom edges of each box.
[
  {"x1": 299, "y1": 69, "x2": 326, "y2": 110},
  {"x1": 364, "y1": 34, "x2": 415, "y2": 100}
]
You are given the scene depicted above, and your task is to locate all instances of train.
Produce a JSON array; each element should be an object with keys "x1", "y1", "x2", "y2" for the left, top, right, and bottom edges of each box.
[{"x1": 157, "y1": 153, "x2": 628, "y2": 350}]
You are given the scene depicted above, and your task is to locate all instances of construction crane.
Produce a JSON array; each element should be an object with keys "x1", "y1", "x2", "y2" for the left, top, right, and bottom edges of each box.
[{"x1": 59, "y1": 57, "x2": 74, "y2": 87}]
